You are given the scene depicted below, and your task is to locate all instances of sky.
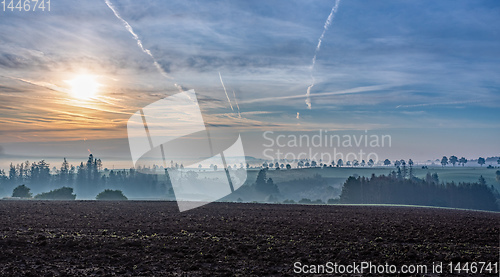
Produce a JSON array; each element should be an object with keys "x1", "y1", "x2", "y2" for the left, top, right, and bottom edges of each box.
[{"x1": 0, "y1": 0, "x2": 499, "y2": 168}]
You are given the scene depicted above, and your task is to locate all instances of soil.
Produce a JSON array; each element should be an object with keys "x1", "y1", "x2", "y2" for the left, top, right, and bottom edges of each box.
[{"x1": 0, "y1": 201, "x2": 498, "y2": 276}]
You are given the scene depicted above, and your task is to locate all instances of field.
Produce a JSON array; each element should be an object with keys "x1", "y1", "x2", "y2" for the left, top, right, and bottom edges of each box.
[{"x1": 0, "y1": 201, "x2": 498, "y2": 276}]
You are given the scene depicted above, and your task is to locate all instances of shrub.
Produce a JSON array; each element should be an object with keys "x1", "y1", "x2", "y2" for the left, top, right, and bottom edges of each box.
[
  {"x1": 327, "y1": 198, "x2": 340, "y2": 204},
  {"x1": 96, "y1": 189, "x2": 128, "y2": 200},
  {"x1": 312, "y1": 199, "x2": 324, "y2": 204},
  {"x1": 298, "y1": 198, "x2": 312, "y2": 204},
  {"x1": 265, "y1": 194, "x2": 278, "y2": 203},
  {"x1": 35, "y1": 187, "x2": 76, "y2": 200},
  {"x1": 12, "y1": 185, "x2": 32, "y2": 198}
]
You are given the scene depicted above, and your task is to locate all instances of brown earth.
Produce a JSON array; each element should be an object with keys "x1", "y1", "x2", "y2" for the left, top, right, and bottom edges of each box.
[{"x1": 0, "y1": 201, "x2": 498, "y2": 276}]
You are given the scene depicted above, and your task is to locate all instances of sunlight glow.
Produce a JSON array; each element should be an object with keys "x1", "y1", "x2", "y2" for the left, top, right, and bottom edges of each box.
[{"x1": 66, "y1": 75, "x2": 101, "y2": 100}]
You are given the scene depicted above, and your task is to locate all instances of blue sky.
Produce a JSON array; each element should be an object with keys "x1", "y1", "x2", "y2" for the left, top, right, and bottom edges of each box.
[{"x1": 0, "y1": 0, "x2": 499, "y2": 166}]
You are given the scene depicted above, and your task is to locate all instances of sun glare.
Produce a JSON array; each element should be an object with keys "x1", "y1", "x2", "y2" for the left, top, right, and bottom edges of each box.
[{"x1": 66, "y1": 75, "x2": 101, "y2": 100}]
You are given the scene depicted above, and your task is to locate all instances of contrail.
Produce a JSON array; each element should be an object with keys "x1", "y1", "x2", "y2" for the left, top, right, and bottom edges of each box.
[
  {"x1": 0, "y1": 75, "x2": 69, "y2": 93},
  {"x1": 242, "y1": 84, "x2": 392, "y2": 105},
  {"x1": 305, "y1": 0, "x2": 342, "y2": 109},
  {"x1": 232, "y1": 90, "x2": 241, "y2": 118},
  {"x1": 104, "y1": 0, "x2": 170, "y2": 79},
  {"x1": 218, "y1": 72, "x2": 234, "y2": 111},
  {"x1": 396, "y1": 100, "x2": 481, "y2": 109}
]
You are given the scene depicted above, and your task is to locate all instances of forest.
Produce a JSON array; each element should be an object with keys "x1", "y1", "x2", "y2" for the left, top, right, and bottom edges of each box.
[{"x1": 339, "y1": 172, "x2": 499, "y2": 211}]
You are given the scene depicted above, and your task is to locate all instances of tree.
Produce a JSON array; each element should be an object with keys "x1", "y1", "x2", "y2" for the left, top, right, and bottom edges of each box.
[
  {"x1": 360, "y1": 160, "x2": 366, "y2": 167},
  {"x1": 8, "y1": 163, "x2": 16, "y2": 182},
  {"x1": 286, "y1": 164, "x2": 291, "y2": 170},
  {"x1": 497, "y1": 157, "x2": 500, "y2": 165},
  {"x1": 449, "y1": 156, "x2": 458, "y2": 166},
  {"x1": 400, "y1": 160, "x2": 407, "y2": 178},
  {"x1": 394, "y1": 160, "x2": 401, "y2": 168},
  {"x1": 255, "y1": 168, "x2": 267, "y2": 187},
  {"x1": 96, "y1": 189, "x2": 128, "y2": 200},
  {"x1": 337, "y1": 159, "x2": 343, "y2": 167},
  {"x1": 60, "y1": 158, "x2": 70, "y2": 184},
  {"x1": 12, "y1": 184, "x2": 32, "y2": 198},
  {"x1": 331, "y1": 160, "x2": 335, "y2": 167},
  {"x1": 368, "y1": 159, "x2": 374, "y2": 167},
  {"x1": 0, "y1": 169, "x2": 7, "y2": 183},
  {"x1": 408, "y1": 159, "x2": 414, "y2": 178},
  {"x1": 441, "y1": 156, "x2": 448, "y2": 167},
  {"x1": 254, "y1": 168, "x2": 279, "y2": 195},
  {"x1": 478, "y1": 175, "x2": 486, "y2": 186},
  {"x1": 459, "y1": 157, "x2": 467, "y2": 167},
  {"x1": 384, "y1": 159, "x2": 391, "y2": 166},
  {"x1": 18, "y1": 163, "x2": 24, "y2": 183},
  {"x1": 266, "y1": 178, "x2": 278, "y2": 194},
  {"x1": 96, "y1": 159, "x2": 103, "y2": 171},
  {"x1": 311, "y1": 160, "x2": 317, "y2": 167},
  {"x1": 477, "y1": 157, "x2": 485, "y2": 167},
  {"x1": 353, "y1": 160, "x2": 359, "y2": 167}
]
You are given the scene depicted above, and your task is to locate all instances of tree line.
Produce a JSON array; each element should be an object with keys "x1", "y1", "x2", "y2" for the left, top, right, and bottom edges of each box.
[
  {"x1": 339, "y1": 172, "x2": 499, "y2": 211},
  {"x1": 0, "y1": 154, "x2": 173, "y2": 199},
  {"x1": 260, "y1": 155, "x2": 500, "y2": 169}
]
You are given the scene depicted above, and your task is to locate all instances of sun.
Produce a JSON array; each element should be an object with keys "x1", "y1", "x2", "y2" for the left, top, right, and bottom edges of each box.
[{"x1": 66, "y1": 75, "x2": 101, "y2": 100}]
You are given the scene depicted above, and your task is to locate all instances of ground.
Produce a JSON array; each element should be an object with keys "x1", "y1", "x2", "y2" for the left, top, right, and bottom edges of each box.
[{"x1": 0, "y1": 201, "x2": 498, "y2": 276}]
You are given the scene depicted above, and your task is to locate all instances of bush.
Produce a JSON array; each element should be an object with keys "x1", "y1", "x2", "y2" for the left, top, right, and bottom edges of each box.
[
  {"x1": 265, "y1": 194, "x2": 278, "y2": 203},
  {"x1": 298, "y1": 198, "x2": 312, "y2": 204},
  {"x1": 35, "y1": 187, "x2": 76, "y2": 200},
  {"x1": 96, "y1": 189, "x2": 128, "y2": 200},
  {"x1": 312, "y1": 199, "x2": 324, "y2": 204},
  {"x1": 327, "y1": 198, "x2": 340, "y2": 204},
  {"x1": 12, "y1": 185, "x2": 32, "y2": 198}
]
